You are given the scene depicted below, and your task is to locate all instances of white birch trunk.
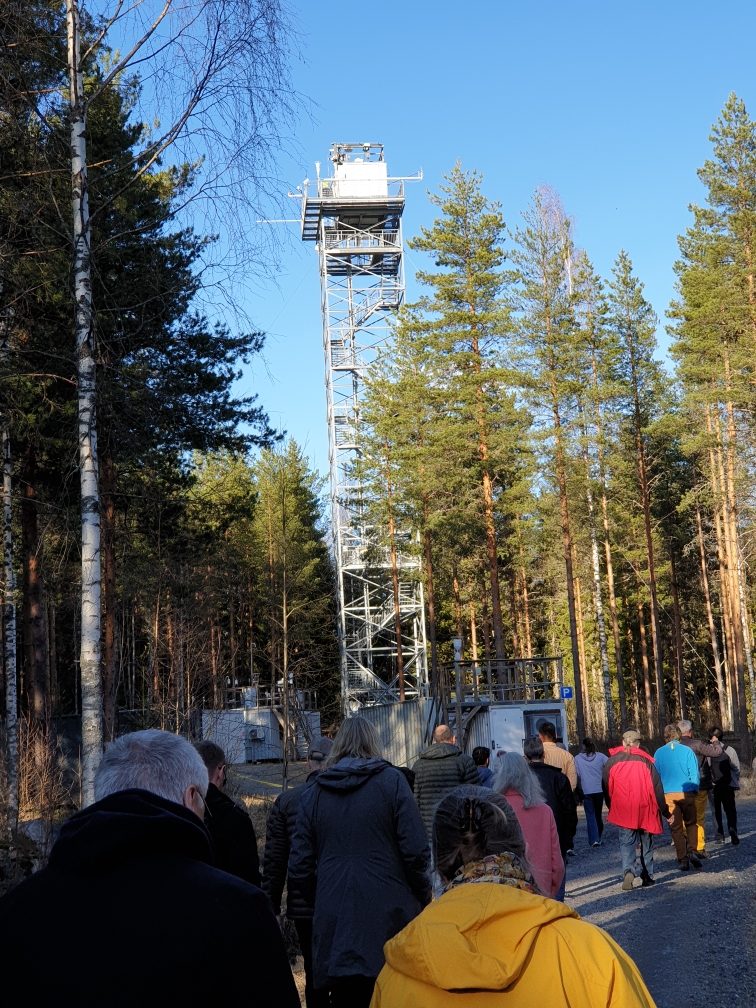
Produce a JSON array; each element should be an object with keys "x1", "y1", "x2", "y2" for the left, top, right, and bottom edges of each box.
[
  {"x1": 67, "y1": 0, "x2": 102, "y2": 806},
  {"x1": 582, "y1": 437, "x2": 614, "y2": 737},
  {"x1": 695, "y1": 502, "x2": 729, "y2": 729},
  {"x1": 735, "y1": 545, "x2": 756, "y2": 722}
]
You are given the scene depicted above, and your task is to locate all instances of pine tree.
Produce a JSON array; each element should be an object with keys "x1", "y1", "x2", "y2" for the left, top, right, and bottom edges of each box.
[
  {"x1": 407, "y1": 165, "x2": 524, "y2": 661},
  {"x1": 607, "y1": 251, "x2": 669, "y2": 731},
  {"x1": 510, "y1": 186, "x2": 587, "y2": 739},
  {"x1": 669, "y1": 93, "x2": 756, "y2": 751}
]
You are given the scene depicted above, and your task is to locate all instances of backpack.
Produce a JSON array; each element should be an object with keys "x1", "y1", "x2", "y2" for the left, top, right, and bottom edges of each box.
[{"x1": 709, "y1": 751, "x2": 732, "y2": 786}]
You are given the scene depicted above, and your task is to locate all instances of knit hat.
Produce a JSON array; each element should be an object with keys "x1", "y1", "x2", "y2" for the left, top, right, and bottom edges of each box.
[
  {"x1": 622, "y1": 729, "x2": 641, "y2": 746},
  {"x1": 307, "y1": 736, "x2": 333, "y2": 763}
]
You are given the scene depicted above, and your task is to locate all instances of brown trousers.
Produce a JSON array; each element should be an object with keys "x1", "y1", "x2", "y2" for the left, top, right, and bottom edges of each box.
[
  {"x1": 681, "y1": 789, "x2": 708, "y2": 851},
  {"x1": 666, "y1": 792, "x2": 699, "y2": 861}
]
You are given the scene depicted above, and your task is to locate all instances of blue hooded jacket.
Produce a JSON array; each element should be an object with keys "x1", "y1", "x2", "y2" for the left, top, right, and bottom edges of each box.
[{"x1": 653, "y1": 740, "x2": 700, "y2": 794}]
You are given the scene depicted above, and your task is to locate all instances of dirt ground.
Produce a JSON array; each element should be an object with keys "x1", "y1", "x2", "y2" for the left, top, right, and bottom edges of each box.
[
  {"x1": 230, "y1": 763, "x2": 755, "y2": 1007},
  {"x1": 566, "y1": 794, "x2": 756, "y2": 1007}
]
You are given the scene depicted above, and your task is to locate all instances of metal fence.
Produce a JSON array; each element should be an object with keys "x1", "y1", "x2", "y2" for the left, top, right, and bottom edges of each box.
[
  {"x1": 438, "y1": 656, "x2": 564, "y2": 706},
  {"x1": 359, "y1": 696, "x2": 442, "y2": 767}
]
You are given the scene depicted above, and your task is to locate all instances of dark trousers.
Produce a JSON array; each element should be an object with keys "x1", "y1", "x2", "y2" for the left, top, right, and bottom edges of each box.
[
  {"x1": 666, "y1": 792, "x2": 698, "y2": 861},
  {"x1": 328, "y1": 975, "x2": 376, "y2": 1008},
  {"x1": 294, "y1": 919, "x2": 330, "y2": 1008},
  {"x1": 709, "y1": 783, "x2": 737, "y2": 834},
  {"x1": 583, "y1": 792, "x2": 605, "y2": 844}
]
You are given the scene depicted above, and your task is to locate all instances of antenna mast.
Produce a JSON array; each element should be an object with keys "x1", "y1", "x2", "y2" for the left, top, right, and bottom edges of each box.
[{"x1": 299, "y1": 143, "x2": 428, "y2": 711}]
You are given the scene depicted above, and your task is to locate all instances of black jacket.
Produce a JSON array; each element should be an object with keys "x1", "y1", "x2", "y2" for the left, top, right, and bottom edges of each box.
[
  {"x1": 412, "y1": 742, "x2": 481, "y2": 836},
  {"x1": 204, "y1": 781, "x2": 261, "y2": 886},
  {"x1": 289, "y1": 757, "x2": 431, "y2": 989},
  {"x1": 528, "y1": 761, "x2": 578, "y2": 855},
  {"x1": 680, "y1": 736, "x2": 722, "y2": 790},
  {"x1": 0, "y1": 789, "x2": 298, "y2": 1007},
  {"x1": 262, "y1": 771, "x2": 319, "y2": 919}
]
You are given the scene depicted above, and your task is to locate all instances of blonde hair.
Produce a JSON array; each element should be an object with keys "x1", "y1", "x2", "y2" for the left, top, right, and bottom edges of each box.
[{"x1": 325, "y1": 716, "x2": 382, "y2": 767}]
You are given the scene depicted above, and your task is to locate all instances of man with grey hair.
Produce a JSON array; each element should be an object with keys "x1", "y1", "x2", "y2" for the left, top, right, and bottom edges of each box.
[
  {"x1": 0, "y1": 730, "x2": 298, "y2": 1007},
  {"x1": 678, "y1": 719, "x2": 722, "y2": 858}
]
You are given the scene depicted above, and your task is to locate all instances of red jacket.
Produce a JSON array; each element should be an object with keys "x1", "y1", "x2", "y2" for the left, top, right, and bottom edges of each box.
[{"x1": 602, "y1": 747, "x2": 666, "y2": 835}]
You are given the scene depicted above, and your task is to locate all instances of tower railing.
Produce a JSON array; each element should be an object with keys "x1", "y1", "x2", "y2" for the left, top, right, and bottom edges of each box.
[
  {"x1": 436, "y1": 656, "x2": 564, "y2": 706},
  {"x1": 301, "y1": 144, "x2": 428, "y2": 710}
]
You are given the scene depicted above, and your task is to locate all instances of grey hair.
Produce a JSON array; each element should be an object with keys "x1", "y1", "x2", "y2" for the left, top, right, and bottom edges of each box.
[
  {"x1": 325, "y1": 716, "x2": 382, "y2": 767},
  {"x1": 523, "y1": 737, "x2": 544, "y2": 760},
  {"x1": 94, "y1": 729, "x2": 209, "y2": 805},
  {"x1": 677, "y1": 720, "x2": 693, "y2": 735},
  {"x1": 493, "y1": 751, "x2": 546, "y2": 809}
]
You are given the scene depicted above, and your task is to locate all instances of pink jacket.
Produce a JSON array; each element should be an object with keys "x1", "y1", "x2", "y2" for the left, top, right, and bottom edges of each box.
[{"x1": 503, "y1": 789, "x2": 564, "y2": 897}]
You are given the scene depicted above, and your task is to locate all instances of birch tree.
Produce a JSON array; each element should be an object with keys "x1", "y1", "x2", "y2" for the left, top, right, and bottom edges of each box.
[{"x1": 62, "y1": 0, "x2": 294, "y2": 801}]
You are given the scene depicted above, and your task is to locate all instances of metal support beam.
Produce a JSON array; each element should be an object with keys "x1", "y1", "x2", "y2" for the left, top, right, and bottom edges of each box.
[{"x1": 300, "y1": 143, "x2": 428, "y2": 710}]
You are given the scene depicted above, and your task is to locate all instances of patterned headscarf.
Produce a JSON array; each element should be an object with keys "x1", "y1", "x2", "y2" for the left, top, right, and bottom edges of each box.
[{"x1": 445, "y1": 851, "x2": 538, "y2": 895}]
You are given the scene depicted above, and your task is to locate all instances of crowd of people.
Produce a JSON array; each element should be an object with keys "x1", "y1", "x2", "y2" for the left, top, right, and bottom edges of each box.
[{"x1": 0, "y1": 715, "x2": 744, "y2": 1006}]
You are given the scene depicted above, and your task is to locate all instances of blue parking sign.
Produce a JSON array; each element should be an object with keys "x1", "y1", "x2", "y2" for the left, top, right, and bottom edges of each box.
[{"x1": 560, "y1": 686, "x2": 574, "y2": 700}]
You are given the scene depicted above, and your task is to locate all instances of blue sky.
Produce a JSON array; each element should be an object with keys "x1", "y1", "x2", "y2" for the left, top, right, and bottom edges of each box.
[{"x1": 233, "y1": 0, "x2": 756, "y2": 474}]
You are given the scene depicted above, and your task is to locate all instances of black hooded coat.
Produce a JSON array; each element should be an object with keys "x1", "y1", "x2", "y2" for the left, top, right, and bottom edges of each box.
[
  {"x1": 288, "y1": 757, "x2": 431, "y2": 989},
  {"x1": 204, "y1": 780, "x2": 261, "y2": 886},
  {"x1": 0, "y1": 789, "x2": 298, "y2": 1008}
]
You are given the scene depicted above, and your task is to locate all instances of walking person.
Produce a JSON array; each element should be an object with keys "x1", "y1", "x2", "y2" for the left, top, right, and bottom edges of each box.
[
  {"x1": 472, "y1": 745, "x2": 493, "y2": 786},
  {"x1": 707, "y1": 727, "x2": 740, "y2": 845},
  {"x1": 538, "y1": 721, "x2": 578, "y2": 789},
  {"x1": 289, "y1": 717, "x2": 431, "y2": 1008},
  {"x1": 412, "y1": 724, "x2": 480, "y2": 838},
  {"x1": 602, "y1": 728, "x2": 667, "y2": 890},
  {"x1": 370, "y1": 786, "x2": 656, "y2": 1008},
  {"x1": 262, "y1": 736, "x2": 333, "y2": 1008},
  {"x1": 193, "y1": 740, "x2": 261, "y2": 886},
  {"x1": 493, "y1": 751, "x2": 564, "y2": 897},
  {"x1": 653, "y1": 725, "x2": 701, "y2": 872},
  {"x1": 523, "y1": 737, "x2": 577, "y2": 901},
  {"x1": 677, "y1": 719, "x2": 721, "y2": 857},
  {"x1": 574, "y1": 739, "x2": 608, "y2": 848},
  {"x1": 0, "y1": 730, "x2": 298, "y2": 1007}
]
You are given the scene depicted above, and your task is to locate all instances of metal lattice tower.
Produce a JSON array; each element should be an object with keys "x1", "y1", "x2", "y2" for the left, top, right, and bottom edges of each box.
[{"x1": 299, "y1": 143, "x2": 428, "y2": 710}]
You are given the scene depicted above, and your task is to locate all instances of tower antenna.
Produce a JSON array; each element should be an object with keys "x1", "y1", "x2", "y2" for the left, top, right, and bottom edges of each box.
[{"x1": 299, "y1": 143, "x2": 426, "y2": 711}]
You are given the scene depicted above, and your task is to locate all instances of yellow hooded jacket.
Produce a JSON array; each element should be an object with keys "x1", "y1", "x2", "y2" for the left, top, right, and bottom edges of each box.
[{"x1": 370, "y1": 884, "x2": 656, "y2": 1008}]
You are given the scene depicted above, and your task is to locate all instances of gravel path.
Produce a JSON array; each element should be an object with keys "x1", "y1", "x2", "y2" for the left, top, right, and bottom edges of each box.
[
  {"x1": 231, "y1": 762, "x2": 755, "y2": 1005},
  {"x1": 228, "y1": 760, "x2": 310, "y2": 797},
  {"x1": 565, "y1": 794, "x2": 756, "y2": 1007}
]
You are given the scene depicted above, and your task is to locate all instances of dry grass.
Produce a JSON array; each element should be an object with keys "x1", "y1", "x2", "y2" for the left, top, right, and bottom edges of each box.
[{"x1": 238, "y1": 793, "x2": 276, "y2": 860}]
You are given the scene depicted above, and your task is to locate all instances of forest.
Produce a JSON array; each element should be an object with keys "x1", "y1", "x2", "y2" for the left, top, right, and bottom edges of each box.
[
  {"x1": 361, "y1": 103, "x2": 756, "y2": 760},
  {"x1": 0, "y1": 0, "x2": 338, "y2": 834},
  {"x1": 2, "y1": 1, "x2": 756, "y2": 840}
]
